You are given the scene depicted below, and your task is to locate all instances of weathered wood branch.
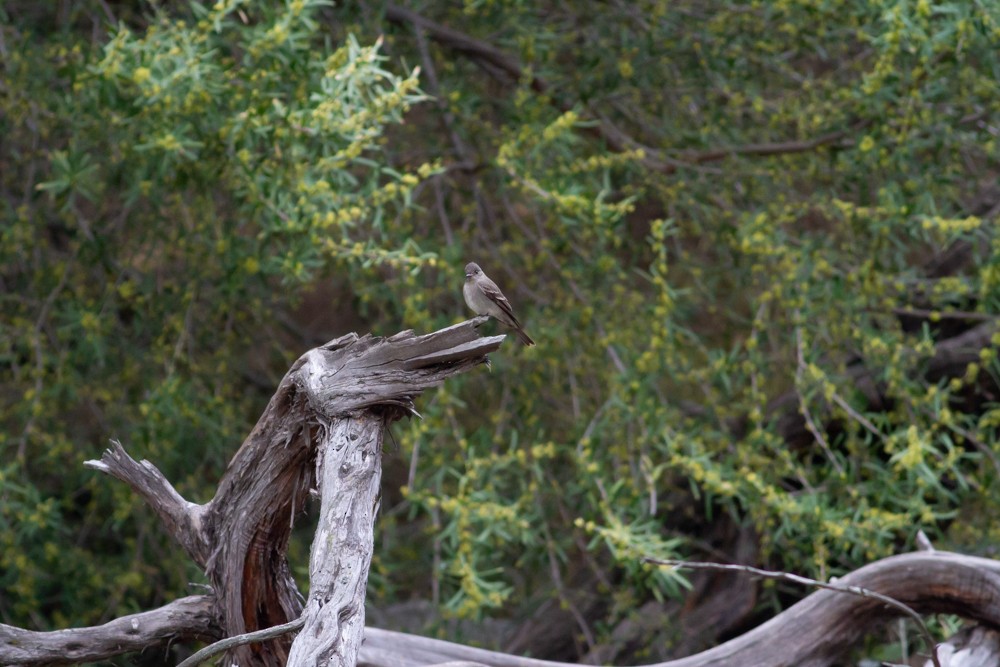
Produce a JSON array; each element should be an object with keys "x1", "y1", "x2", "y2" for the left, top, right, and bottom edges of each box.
[
  {"x1": 8, "y1": 317, "x2": 1000, "y2": 667},
  {"x1": 84, "y1": 441, "x2": 211, "y2": 567},
  {"x1": 0, "y1": 319, "x2": 503, "y2": 667},
  {"x1": 642, "y1": 558, "x2": 940, "y2": 667},
  {"x1": 8, "y1": 550, "x2": 1000, "y2": 667},
  {"x1": 357, "y1": 551, "x2": 1000, "y2": 667},
  {"x1": 178, "y1": 616, "x2": 307, "y2": 667},
  {"x1": 0, "y1": 596, "x2": 218, "y2": 666},
  {"x1": 204, "y1": 321, "x2": 504, "y2": 665},
  {"x1": 926, "y1": 626, "x2": 1000, "y2": 667},
  {"x1": 287, "y1": 418, "x2": 383, "y2": 664}
]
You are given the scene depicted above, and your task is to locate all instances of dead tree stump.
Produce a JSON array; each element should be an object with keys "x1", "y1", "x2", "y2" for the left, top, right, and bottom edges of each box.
[{"x1": 0, "y1": 319, "x2": 502, "y2": 667}]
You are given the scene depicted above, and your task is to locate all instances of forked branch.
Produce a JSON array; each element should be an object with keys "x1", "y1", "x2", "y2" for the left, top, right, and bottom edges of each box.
[
  {"x1": 84, "y1": 441, "x2": 210, "y2": 567},
  {"x1": 1, "y1": 319, "x2": 504, "y2": 667}
]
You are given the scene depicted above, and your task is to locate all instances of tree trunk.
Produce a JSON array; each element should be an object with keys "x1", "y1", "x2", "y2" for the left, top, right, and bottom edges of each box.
[{"x1": 288, "y1": 417, "x2": 384, "y2": 665}]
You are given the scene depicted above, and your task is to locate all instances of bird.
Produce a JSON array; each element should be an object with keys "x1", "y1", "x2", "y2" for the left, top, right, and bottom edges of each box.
[{"x1": 463, "y1": 262, "x2": 535, "y2": 346}]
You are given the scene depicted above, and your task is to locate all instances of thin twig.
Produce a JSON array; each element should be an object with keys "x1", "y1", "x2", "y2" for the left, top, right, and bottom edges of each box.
[
  {"x1": 889, "y1": 307, "x2": 997, "y2": 322},
  {"x1": 166, "y1": 291, "x2": 197, "y2": 377},
  {"x1": 407, "y1": 431, "x2": 422, "y2": 491},
  {"x1": 677, "y1": 129, "x2": 852, "y2": 162},
  {"x1": 639, "y1": 455, "x2": 658, "y2": 516},
  {"x1": 18, "y1": 264, "x2": 72, "y2": 459},
  {"x1": 432, "y1": 177, "x2": 455, "y2": 246},
  {"x1": 940, "y1": 420, "x2": 1000, "y2": 479},
  {"x1": 96, "y1": 0, "x2": 116, "y2": 23},
  {"x1": 540, "y1": 520, "x2": 596, "y2": 652},
  {"x1": 642, "y1": 558, "x2": 941, "y2": 667},
  {"x1": 829, "y1": 391, "x2": 884, "y2": 441},
  {"x1": 915, "y1": 530, "x2": 935, "y2": 552},
  {"x1": 431, "y1": 502, "x2": 442, "y2": 608},
  {"x1": 567, "y1": 366, "x2": 581, "y2": 421},
  {"x1": 794, "y1": 324, "x2": 845, "y2": 474},
  {"x1": 411, "y1": 21, "x2": 475, "y2": 164},
  {"x1": 176, "y1": 616, "x2": 305, "y2": 667}
]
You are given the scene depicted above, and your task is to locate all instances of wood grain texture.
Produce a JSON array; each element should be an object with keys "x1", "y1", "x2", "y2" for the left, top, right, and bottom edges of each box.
[
  {"x1": 0, "y1": 320, "x2": 503, "y2": 667},
  {"x1": 287, "y1": 418, "x2": 383, "y2": 665},
  {"x1": 207, "y1": 321, "x2": 502, "y2": 665},
  {"x1": 83, "y1": 441, "x2": 210, "y2": 567},
  {"x1": 926, "y1": 626, "x2": 1000, "y2": 667},
  {"x1": 0, "y1": 596, "x2": 217, "y2": 666}
]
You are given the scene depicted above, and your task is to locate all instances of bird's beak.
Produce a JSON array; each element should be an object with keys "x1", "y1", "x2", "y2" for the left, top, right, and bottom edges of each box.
[{"x1": 465, "y1": 273, "x2": 472, "y2": 278}]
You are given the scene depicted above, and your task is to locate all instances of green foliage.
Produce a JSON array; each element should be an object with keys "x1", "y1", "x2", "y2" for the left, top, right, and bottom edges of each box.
[
  {"x1": 2, "y1": 0, "x2": 1000, "y2": 660},
  {"x1": 351, "y1": 0, "x2": 1000, "y2": 644},
  {"x1": 1, "y1": 0, "x2": 425, "y2": 632}
]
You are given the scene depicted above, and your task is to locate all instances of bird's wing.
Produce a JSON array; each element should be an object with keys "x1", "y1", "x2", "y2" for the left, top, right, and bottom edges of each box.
[{"x1": 481, "y1": 279, "x2": 523, "y2": 328}]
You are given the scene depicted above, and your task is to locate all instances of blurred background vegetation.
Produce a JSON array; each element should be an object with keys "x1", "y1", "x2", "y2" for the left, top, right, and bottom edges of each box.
[{"x1": 1, "y1": 0, "x2": 999, "y2": 663}]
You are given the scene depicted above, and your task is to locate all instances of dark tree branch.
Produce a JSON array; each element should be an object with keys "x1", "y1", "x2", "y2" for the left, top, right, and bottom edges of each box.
[
  {"x1": 767, "y1": 320, "x2": 998, "y2": 443},
  {"x1": 0, "y1": 596, "x2": 218, "y2": 666},
  {"x1": 381, "y1": 3, "x2": 857, "y2": 174},
  {"x1": 8, "y1": 551, "x2": 1000, "y2": 667},
  {"x1": 383, "y1": 3, "x2": 543, "y2": 92},
  {"x1": 677, "y1": 130, "x2": 852, "y2": 163},
  {"x1": 410, "y1": 15, "x2": 476, "y2": 166},
  {"x1": 927, "y1": 320, "x2": 997, "y2": 376},
  {"x1": 84, "y1": 440, "x2": 210, "y2": 567},
  {"x1": 889, "y1": 307, "x2": 997, "y2": 322}
]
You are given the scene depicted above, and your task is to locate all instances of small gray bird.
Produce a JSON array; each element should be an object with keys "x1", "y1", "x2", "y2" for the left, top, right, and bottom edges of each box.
[{"x1": 463, "y1": 262, "x2": 535, "y2": 346}]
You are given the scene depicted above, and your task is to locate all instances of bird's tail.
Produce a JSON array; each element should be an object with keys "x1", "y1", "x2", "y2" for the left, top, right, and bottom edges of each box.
[{"x1": 513, "y1": 327, "x2": 535, "y2": 346}]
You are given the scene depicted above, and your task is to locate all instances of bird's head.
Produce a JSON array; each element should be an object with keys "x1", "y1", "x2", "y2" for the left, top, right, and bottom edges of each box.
[{"x1": 465, "y1": 262, "x2": 482, "y2": 279}]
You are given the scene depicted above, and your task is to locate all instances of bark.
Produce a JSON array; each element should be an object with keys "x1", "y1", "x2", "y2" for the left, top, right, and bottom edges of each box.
[
  {"x1": 287, "y1": 418, "x2": 383, "y2": 665},
  {"x1": 0, "y1": 319, "x2": 503, "y2": 667},
  {"x1": 83, "y1": 443, "x2": 211, "y2": 567},
  {"x1": 925, "y1": 626, "x2": 1000, "y2": 667},
  {"x1": 203, "y1": 321, "x2": 504, "y2": 665},
  {"x1": 0, "y1": 596, "x2": 217, "y2": 665}
]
